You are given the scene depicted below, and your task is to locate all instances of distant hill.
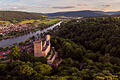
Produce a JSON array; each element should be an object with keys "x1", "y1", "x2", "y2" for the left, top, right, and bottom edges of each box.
[
  {"x1": 47, "y1": 10, "x2": 120, "y2": 17},
  {"x1": 0, "y1": 11, "x2": 45, "y2": 21},
  {"x1": 108, "y1": 11, "x2": 120, "y2": 17},
  {"x1": 104, "y1": 11, "x2": 120, "y2": 15},
  {"x1": 46, "y1": 10, "x2": 106, "y2": 17},
  {"x1": 1, "y1": 10, "x2": 120, "y2": 22}
]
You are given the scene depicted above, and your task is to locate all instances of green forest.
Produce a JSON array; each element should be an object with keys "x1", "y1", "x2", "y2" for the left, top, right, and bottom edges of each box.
[{"x1": 0, "y1": 17, "x2": 120, "y2": 80}]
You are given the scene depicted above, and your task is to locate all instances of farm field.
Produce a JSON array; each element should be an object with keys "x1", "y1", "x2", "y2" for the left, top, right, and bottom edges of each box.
[
  {"x1": 18, "y1": 19, "x2": 61, "y2": 25},
  {"x1": 0, "y1": 21, "x2": 11, "y2": 24}
]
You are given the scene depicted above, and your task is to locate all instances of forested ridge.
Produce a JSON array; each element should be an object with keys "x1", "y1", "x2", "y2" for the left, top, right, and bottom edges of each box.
[
  {"x1": 55, "y1": 17, "x2": 120, "y2": 57},
  {"x1": 46, "y1": 10, "x2": 105, "y2": 17},
  {"x1": 0, "y1": 11, "x2": 44, "y2": 21},
  {"x1": 0, "y1": 17, "x2": 120, "y2": 80},
  {"x1": 51, "y1": 17, "x2": 120, "y2": 79}
]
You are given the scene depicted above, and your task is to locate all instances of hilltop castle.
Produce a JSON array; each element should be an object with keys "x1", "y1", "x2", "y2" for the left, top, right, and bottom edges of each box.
[
  {"x1": 34, "y1": 35, "x2": 62, "y2": 66},
  {"x1": 34, "y1": 35, "x2": 51, "y2": 57}
]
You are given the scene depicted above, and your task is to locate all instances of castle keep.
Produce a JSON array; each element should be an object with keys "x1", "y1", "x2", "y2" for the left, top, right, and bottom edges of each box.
[
  {"x1": 34, "y1": 35, "x2": 62, "y2": 66},
  {"x1": 34, "y1": 35, "x2": 51, "y2": 57}
]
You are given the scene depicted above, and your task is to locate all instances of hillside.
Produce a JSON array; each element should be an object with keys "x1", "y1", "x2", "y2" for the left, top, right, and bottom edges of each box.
[
  {"x1": 46, "y1": 10, "x2": 106, "y2": 17},
  {"x1": 47, "y1": 10, "x2": 120, "y2": 17},
  {"x1": 54, "y1": 17, "x2": 120, "y2": 58},
  {"x1": 0, "y1": 11, "x2": 45, "y2": 21},
  {"x1": 104, "y1": 11, "x2": 120, "y2": 15},
  {"x1": 49, "y1": 17, "x2": 120, "y2": 79},
  {"x1": 111, "y1": 12, "x2": 120, "y2": 16}
]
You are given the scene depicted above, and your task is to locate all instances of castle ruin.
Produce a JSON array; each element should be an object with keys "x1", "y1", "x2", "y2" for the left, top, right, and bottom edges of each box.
[
  {"x1": 34, "y1": 35, "x2": 51, "y2": 57},
  {"x1": 34, "y1": 35, "x2": 62, "y2": 66}
]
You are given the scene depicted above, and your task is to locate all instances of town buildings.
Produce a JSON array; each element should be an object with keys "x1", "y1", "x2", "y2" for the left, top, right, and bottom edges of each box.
[{"x1": 0, "y1": 23, "x2": 38, "y2": 35}]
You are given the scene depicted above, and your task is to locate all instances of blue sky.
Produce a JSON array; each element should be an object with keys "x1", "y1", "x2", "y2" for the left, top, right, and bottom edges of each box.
[{"x1": 0, "y1": 0, "x2": 120, "y2": 13}]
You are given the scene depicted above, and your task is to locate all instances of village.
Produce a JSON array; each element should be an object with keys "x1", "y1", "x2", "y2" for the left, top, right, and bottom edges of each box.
[{"x1": 0, "y1": 23, "x2": 38, "y2": 36}]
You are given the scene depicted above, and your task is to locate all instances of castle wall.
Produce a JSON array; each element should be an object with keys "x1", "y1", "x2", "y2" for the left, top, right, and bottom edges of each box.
[
  {"x1": 46, "y1": 35, "x2": 50, "y2": 41},
  {"x1": 42, "y1": 35, "x2": 51, "y2": 57},
  {"x1": 42, "y1": 43, "x2": 51, "y2": 56},
  {"x1": 51, "y1": 52, "x2": 57, "y2": 63},
  {"x1": 43, "y1": 41, "x2": 46, "y2": 48}
]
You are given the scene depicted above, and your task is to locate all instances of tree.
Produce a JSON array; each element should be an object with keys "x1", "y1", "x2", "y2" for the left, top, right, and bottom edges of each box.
[
  {"x1": 94, "y1": 70, "x2": 118, "y2": 80},
  {"x1": 8, "y1": 46, "x2": 21, "y2": 61},
  {"x1": 99, "y1": 54, "x2": 112, "y2": 63},
  {"x1": 34, "y1": 64, "x2": 52, "y2": 75},
  {"x1": 58, "y1": 58, "x2": 79, "y2": 69},
  {"x1": 0, "y1": 63, "x2": 7, "y2": 75},
  {"x1": 58, "y1": 67, "x2": 80, "y2": 76},
  {"x1": 18, "y1": 65, "x2": 36, "y2": 76},
  {"x1": 0, "y1": 35, "x2": 3, "y2": 38}
]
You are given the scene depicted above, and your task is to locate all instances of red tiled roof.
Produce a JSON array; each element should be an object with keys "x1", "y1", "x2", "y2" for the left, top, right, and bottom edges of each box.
[{"x1": 0, "y1": 55, "x2": 3, "y2": 58}]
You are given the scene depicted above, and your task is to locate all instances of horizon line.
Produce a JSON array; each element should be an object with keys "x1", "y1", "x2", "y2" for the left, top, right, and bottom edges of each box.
[{"x1": 0, "y1": 10, "x2": 120, "y2": 13}]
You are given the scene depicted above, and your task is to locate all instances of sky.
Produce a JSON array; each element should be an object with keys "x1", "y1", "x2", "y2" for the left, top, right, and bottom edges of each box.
[{"x1": 0, "y1": 0, "x2": 120, "y2": 13}]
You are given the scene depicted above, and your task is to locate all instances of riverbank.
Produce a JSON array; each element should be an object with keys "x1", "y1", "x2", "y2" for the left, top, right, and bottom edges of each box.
[
  {"x1": 0, "y1": 21, "x2": 62, "y2": 47},
  {"x1": 0, "y1": 21, "x2": 60, "y2": 40}
]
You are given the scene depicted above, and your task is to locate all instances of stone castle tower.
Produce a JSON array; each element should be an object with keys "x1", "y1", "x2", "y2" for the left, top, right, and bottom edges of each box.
[{"x1": 34, "y1": 35, "x2": 51, "y2": 57}]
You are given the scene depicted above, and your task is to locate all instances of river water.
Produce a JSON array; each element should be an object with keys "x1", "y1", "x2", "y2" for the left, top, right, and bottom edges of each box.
[{"x1": 0, "y1": 21, "x2": 62, "y2": 47}]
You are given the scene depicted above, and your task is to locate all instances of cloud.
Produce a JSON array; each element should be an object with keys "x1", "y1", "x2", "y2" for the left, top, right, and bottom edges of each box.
[
  {"x1": 52, "y1": 6, "x2": 75, "y2": 9},
  {"x1": 0, "y1": 0, "x2": 120, "y2": 13},
  {"x1": 102, "y1": 5, "x2": 111, "y2": 7},
  {"x1": 77, "y1": 4, "x2": 88, "y2": 6},
  {"x1": 99, "y1": 4, "x2": 112, "y2": 11}
]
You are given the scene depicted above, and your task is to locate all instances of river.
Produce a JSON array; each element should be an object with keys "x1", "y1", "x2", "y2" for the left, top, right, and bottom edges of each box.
[{"x1": 0, "y1": 21, "x2": 62, "y2": 47}]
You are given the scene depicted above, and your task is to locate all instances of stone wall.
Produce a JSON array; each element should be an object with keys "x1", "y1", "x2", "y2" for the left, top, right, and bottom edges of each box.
[{"x1": 42, "y1": 43, "x2": 51, "y2": 56}]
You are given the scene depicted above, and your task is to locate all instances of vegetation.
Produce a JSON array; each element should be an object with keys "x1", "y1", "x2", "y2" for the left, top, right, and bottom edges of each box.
[
  {"x1": 0, "y1": 61, "x2": 52, "y2": 80},
  {"x1": 50, "y1": 17, "x2": 120, "y2": 80},
  {"x1": 0, "y1": 17, "x2": 120, "y2": 80},
  {"x1": 18, "y1": 19, "x2": 61, "y2": 25},
  {"x1": 8, "y1": 46, "x2": 21, "y2": 61},
  {"x1": 0, "y1": 21, "x2": 11, "y2": 24},
  {"x1": 46, "y1": 10, "x2": 106, "y2": 17},
  {"x1": 0, "y1": 11, "x2": 44, "y2": 22}
]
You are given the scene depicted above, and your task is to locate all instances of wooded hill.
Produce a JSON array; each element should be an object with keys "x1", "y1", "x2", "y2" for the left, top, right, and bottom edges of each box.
[
  {"x1": 0, "y1": 11, "x2": 45, "y2": 21},
  {"x1": 47, "y1": 10, "x2": 120, "y2": 17},
  {"x1": 46, "y1": 10, "x2": 105, "y2": 17}
]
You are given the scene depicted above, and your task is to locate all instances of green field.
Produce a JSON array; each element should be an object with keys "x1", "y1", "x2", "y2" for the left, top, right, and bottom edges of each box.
[
  {"x1": 0, "y1": 18, "x2": 62, "y2": 25},
  {"x1": 43, "y1": 19, "x2": 61, "y2": 25},
  {"x1": 18, "y1": 20, "x2": 35, "y2": 24},
  {"x1": 0, "y1": 21, "x2": 11, "y2": 24},
  {"x1": 18, "y1": 19, "x2": 61, "y2": 25}
]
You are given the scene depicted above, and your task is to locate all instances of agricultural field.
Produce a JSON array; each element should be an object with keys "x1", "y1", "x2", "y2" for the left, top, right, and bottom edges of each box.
[
  {"x1": 0, "y1": 21, "x2": 11, "y2": 24},
  {"x1": 18, "y1": 18, "x2": 61, "y2": 25},
  {"x1": 0, "y1": 18, "x2": 62, "y2": 26}
]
